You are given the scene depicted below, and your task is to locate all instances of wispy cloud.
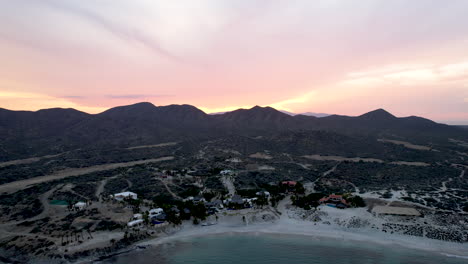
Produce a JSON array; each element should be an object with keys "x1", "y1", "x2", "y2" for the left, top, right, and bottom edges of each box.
[
  {"x1": 342, "y1": 61, "x2": 468, "y2": 87},
  {"x1": 61, "y1": 95, "x2": 87, "y2": 99},
  {"x1": 42, "y1": 0, "x2": 182, "y2": 62}
]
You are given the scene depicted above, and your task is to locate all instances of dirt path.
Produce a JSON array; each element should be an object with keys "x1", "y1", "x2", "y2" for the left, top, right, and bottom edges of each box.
[
  {"x1": 95, "y1": 177, "x2": 112, "y2": 202},
  {"x1": 221, "y1": 176, "x2": 236, "y2": 196},
  {"x1": 378, "y1": 139, "x2": 432, "y2": 151},
  {"x1": 157, "y1": 179, "x2": 181, "y2": 200},
  {"x1": 310, "y1": 162, "x2": 340, "y2": 192},
  {"x1": 440, "y1": 167, "x2": 466, "y2": 192},
  {"x1": 124, "y1": 179, "x2": 133, "y2": 192},
  {"x1": 0, "y1": 156, "x2": 174, "y2": 194},
  {"x1": 0, "y1": 153, "x2": 65, "y2": 168},
  {"x1": 126, "y1": 142, "x2": 178, "y2": 150}
]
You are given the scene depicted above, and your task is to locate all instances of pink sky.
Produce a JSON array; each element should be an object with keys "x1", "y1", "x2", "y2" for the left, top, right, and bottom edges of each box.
[{"x1": 1, "y1": 0, "x2": 467, "y2": 124}]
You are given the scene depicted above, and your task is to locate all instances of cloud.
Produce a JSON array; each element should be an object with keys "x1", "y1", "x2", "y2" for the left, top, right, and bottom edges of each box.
[
  {"x1": 61, "y1": 95, "x2": 87, "y2": 99},
  {"x1": 42, "y1": 0, "x2": 182, "y2": 62},
  {"x1": 342, "y1": 61, "x2": 468, "y2": 87}
]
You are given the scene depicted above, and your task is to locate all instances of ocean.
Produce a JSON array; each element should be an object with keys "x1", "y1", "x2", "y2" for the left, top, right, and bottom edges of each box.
[{"x1": 98, "y1": 233, "x2": 468, "y2": 264}]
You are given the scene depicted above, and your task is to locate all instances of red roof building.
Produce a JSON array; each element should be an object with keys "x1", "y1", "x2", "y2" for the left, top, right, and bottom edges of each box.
[
  {"x1": 319, "y1": 194, "x2": 348, "y2": 207},
  {"x1": 281, "y1": 181, "x2": 297, "y2": 187}
]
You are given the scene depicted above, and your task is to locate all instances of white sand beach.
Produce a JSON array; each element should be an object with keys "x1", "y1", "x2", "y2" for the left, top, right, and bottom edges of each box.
[{"x1": 138, "y1": 204, "x2": 468, "y2": 259}]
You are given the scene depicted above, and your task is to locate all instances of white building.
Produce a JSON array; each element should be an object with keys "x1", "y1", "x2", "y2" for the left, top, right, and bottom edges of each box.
[
  {"x1": 183, "y1": 196, "x2": 194, "y2": 202},
  {"x1": 112, "y1": 191, "x2": 138, "y2": 201},
  {"x1": 149, "y1": 208, "x2": 164, "y2": 216},
  {"x1": 74, "y1": 201, "x2": 87, "y2": 210},
  {"x1": 127, "y1": 219, "x2": 144, "y2": 227},
  {"x1": 133, "y1": 213, "x2": 143, "y2": 220},
  {"x1": 256, "y1": 191, "x2": 270, "y2": 197},
  {"x1": 220, "y1": 169, "x2": 234, "y2": 176}
]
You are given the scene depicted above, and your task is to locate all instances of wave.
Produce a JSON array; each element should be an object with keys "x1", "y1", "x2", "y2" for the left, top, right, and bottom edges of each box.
[{"x1": 442, "y1": 253, "x2": 468, "y2": 259}]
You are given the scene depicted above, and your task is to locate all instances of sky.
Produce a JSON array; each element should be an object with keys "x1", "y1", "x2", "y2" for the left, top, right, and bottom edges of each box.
[{"x1": 0, "y1": 0, "x2": 467, "y2": 124}]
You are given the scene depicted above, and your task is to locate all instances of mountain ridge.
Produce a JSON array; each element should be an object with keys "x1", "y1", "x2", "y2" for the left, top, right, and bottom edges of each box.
[{"x1": 0, "y1": 103, "x2": 466, "y2": 161}]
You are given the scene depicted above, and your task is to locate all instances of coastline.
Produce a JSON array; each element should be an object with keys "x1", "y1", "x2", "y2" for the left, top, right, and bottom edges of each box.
[{"x1": 134, "y1": 211, "x2": 468, "y2": 260}]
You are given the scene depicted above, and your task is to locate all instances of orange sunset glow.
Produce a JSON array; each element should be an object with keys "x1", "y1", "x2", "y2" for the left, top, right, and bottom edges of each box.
[{"x1": 1, "y1": 1, "x2": 468, "y2": 124}]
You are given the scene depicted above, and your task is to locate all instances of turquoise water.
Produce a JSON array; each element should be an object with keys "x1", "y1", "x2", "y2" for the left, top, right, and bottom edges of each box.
[{"x1": 100, "y1": 233, "x2": 468, "y2": 264}]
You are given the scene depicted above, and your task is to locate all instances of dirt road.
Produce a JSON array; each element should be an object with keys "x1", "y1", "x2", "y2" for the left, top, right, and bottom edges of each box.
[{"x1": 0, "y1": 156, "x2": 174, "y2": 194}]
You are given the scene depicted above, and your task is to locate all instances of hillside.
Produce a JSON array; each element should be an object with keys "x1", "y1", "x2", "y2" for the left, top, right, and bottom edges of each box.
[{"x1": 0, "y1": 103, "x2": 466, "y2": 161}]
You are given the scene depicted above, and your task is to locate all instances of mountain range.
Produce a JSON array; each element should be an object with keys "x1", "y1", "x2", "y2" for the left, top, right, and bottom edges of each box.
[{"x1": 0, "y1": 102, "x2": 466, "y2": 161}]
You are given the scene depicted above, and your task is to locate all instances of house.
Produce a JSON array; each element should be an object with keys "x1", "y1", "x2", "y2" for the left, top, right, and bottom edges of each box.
[
  {"x1": 227, "y1": 195, "x2": 246, "y2": 209},
  {"x1": 282, "y1": 181, "x2": 297, "y2": 187},
  {"x1": 170, "y1": 207, "x2": 180, "y2": 216},
  {"x1": 151, "y1": 212, "x2": 167, "y2": 221},
  {"x1": 205, "y1": 199, "x2": 224, "y2": 209},
  {"x1": 220, "y1": 169, "x2": 234, "y2": 176},
  {"x1": 183, "y1": 196, "x2": 194, "y2": 202},
  {"x1": 193, "y1": 196, "x2": 206, "y2": 204},
  {"x1": 149, "y1": 208, "x2": 164, "y2": 217},
  {"x1": 230, "y1": 195, "x2": 244, "y2": 205},
  {"x1": 112, "y1": 191, "x2": 138, "y2": 201},
  {"x1": 127, "y1": 219, "x2": 144, "y2": 227},
  {"x1": 133, "y1": 213, "x2": 143, "y2": 220},
  {"x1": 256, "y1": 191, "x2": 270, "y2": 197},
  {"x1": 73, "y1": 201, "x2": 87, "y2": 210},
  {"x1": 319, "y1": 194, "x2": 349, "y2": 208}
]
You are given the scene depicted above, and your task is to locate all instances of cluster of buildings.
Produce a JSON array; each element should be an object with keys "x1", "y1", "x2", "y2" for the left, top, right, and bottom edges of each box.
[
  {"x1": 111, "y1": 192, "x2": 138, "y2": 201},
  {"x1": 127, "y1": 207, "x2": 168, "y2": 227}
]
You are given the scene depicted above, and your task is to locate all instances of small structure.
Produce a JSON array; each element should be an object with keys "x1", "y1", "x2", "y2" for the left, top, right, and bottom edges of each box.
[
  {"x1": 170, "y1": 207, "x2": 180, "y2": 216},
  {"x1": 227, "y1": 195, "x2": 245, "y2": 209},
  {"x1": 149, "y1": 208, "x2": 164, "y2": 216},
  {"x1": 151, "y1": 212, "x2": 167, "y2": 222},
  {"x1": 73, "y1": 201, "x2": 87, "y2": 210},
  {"x1": 132, "y1": 213, "x2": 143, "y2": 220},
  {"x1": 193, "y1": 196, "x2": 206, "y2": 204},
  {"x1": 127, "y1": 219, "x2": 144, "y2": 227},
  {"x1": 220, "y1": 169, "x2": 234, "y2": 176},
  {"x1": 113, "y1": 191, "x2": 138, "y2": 201},
  {"x1": 372, "y1": 206, "x2": 421, "y2": 217},
  {"x1": 183, "y1": 196, "x2": 194, "y2": 202},
  {"x1": 256, "y1": 191, "x2": 270, "y2": 197},
  {"x1": 206, "y1": 199, "x2": 224, "y2": 209}
]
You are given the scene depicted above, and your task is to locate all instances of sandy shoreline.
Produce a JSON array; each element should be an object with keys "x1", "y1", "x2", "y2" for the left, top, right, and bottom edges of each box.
[{"x1": 134, "y1": 213, "x2": 468, "y2": 260}]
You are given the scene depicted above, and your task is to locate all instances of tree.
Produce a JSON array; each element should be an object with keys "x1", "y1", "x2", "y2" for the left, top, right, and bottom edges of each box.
[
  {"x1": 143, "y1": 211, "x2": 149, "y2": 225},
  {"x1": 348, "y1": 195, "x2": 366, "y2": 207},
  {"x1": 295, "y1": 182, "x2": 305, "y2": 194}
]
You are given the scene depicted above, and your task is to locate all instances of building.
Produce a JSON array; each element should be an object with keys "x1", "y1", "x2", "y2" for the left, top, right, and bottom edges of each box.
[
  {"x1": 282, "y1": 181, "x2": 297, "y2": 187},
  {"x1": 127, "y1": 219, "x2": 144, "y2": 227},
  {"x1": 319, "y1": 194, "x2": 349, "y2": 208},
  {"x1": 193, "y1": 196, "x2": 206, "y2": 204},
  {"x1": 205, "y1": 199, "x2": 224, "y2": 209},
  {"x1": 220, "y1": 169, "x2": 234, "y2": 176},
  {"x1": 183, "y1": 196, "x2": 194, "y2": 202},
  {"x1": 73, "y1": 201, "x2": 87, "y2": 210},
  {"x1": 149, "y1": 208, "x2": 164, "y2": 217},
  {"x1": 132, "y1": 213, "x2": 143, "y2": 220},
  {"x1": 112, "y1": 191, "x2": 138, "y2": 201},
  {"x1": 372, "y1": 206, "x2": 421, "y2": 216},
  {"x1": 256, "y1": 191, "x2": 270, "y2": 197}
]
